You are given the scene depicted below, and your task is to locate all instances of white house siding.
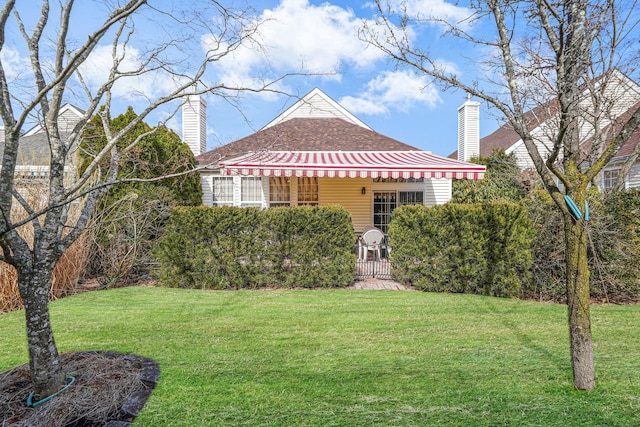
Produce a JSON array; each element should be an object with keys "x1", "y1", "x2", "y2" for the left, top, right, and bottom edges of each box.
[
  {"x1": 508, "y1": 143, "x2": 535, "y2": 169},
  {"x1": 502, "y1": 72, "x2": 640, "y2": 186},
  {"x1": 287, "y1": 94, "x2": 342, "y2": 119},
  {"x1": 182, "y1": 95, "x2": 207, "y2": 156},
  {"x1": 263, "y1": 88, "x2": 370, "y2": 129},
  {"x1": 319, "y1": 177, "x2": 371, "y2": 232},
  {"x1": 424, "y1": 179, "x2": 452, "y2": 206},
  {"x1": 506, "y1": 119, "x2": 560, "y2": 170},
  {"x1": 201, "y1": 173, "x2": 214, "y2": 205},
  {"x1": 623, "y1": 162, "x2": 640, "y2": 189},
  {"x1": 57, "y1": 108, "x2": 81, "y2": 133},
  {"x1": 457, "y1": 99, "x2": 480, "y2": 162}
]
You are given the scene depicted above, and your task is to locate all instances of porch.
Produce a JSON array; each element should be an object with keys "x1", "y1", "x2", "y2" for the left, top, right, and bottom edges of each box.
[{"x1": 354, "y1": 230, "x2": 393, "y2": 280}]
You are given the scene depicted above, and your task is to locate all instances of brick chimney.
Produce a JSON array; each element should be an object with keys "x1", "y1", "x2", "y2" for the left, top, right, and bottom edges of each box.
[
  {"x1": 182, "y1": 94, "x2": 207, "y2": 156},
  {"x1": 457, "y1": 94, "x2": 480, "y2": 162}
]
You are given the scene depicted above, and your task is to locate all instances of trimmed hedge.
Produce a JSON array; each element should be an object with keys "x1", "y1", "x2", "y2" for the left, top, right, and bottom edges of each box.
[
  {"x1": 152, "y1": 205, "x2": 356, "y2": 289},
  {"x1": 389, "y1": 203, "x2": 535, "y2": 297}
]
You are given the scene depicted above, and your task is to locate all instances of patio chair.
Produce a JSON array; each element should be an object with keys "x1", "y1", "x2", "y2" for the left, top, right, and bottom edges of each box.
[{"x1": 360, "y1": 228, "x2": 386, "y2": 261}]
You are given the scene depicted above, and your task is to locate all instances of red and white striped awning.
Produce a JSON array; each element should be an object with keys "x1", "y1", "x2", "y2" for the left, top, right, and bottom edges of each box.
[{"x1": 219, "y1": 151, "x2": 485, "y2": 180}]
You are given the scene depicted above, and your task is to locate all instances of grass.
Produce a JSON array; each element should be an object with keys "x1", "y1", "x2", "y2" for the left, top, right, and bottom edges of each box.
[{"x1": 1, "y1": 287, "x2": 639, "y2": 426}]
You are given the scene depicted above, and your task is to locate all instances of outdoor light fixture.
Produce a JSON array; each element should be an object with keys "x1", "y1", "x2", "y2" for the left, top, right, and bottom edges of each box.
[{"x1": 361, "y1": 187, "x2": 366, "y2": 195}]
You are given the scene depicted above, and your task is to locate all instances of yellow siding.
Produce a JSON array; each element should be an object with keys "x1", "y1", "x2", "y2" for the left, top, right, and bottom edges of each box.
[{"x1": 319, "y1": 177, "x2": 372, "y2": 232}]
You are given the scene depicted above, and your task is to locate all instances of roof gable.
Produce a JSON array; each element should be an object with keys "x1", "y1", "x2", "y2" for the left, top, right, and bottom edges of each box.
[
  {"x1": 263, "y1": 88, "x2": 371, "y2": 130},
  {"x1": 23, "y1": 103, "x2": 86, "y2": 136},
  {"x1": 196, "y1": 117, "x2": 418, "y2": 166},
  {"x1": 1, "y1": 103, "x2": 85, "y2": 166}
]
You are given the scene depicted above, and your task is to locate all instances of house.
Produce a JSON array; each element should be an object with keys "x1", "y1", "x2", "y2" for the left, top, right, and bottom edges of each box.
[
  {"x1": 451, "y1": 70, "x2": 640, "y2": 193},
  {"x1": 0, "y1": 104, "x2": 84, "y2": 183},
  {"x1": 189, "y1": 88, "x2": 485, "y2": 233}
]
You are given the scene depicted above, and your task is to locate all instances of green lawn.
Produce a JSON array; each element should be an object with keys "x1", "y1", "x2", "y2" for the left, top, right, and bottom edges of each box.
[{"x1": 1, "y1": 287, "x2": 639, "y2": 426}]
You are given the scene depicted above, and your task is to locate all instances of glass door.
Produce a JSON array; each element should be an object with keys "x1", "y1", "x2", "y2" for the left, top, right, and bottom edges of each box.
[{"x1": 373, "y1": 191, "x2": 396, "y2": 234}]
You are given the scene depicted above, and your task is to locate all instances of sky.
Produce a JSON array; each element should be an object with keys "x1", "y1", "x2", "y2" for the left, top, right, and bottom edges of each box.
[
  {"x1": 196, "y1": 0, "x2": 503, "y2": 157},
  {"x1": 2, "y1": 0, "x2": 505, "y2": 158}
]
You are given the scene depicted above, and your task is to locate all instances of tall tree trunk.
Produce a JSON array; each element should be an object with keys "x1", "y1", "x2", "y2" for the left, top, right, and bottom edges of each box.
[
  {"x1": 17, "y1": 267, "x2": 65, "y2": 400},
  {"x1": 564, "y1": 213, "x2": 595, "y2": 390}
]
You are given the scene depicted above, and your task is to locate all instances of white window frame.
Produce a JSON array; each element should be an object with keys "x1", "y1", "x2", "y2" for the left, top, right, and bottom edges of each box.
[
  {"x1": 211, "y1": 176, "x2": 234, "y2": 206},
  {"x1": 602, "y1": 168, "x2": 622, "y2": 192},
  {"x1": 373, "y1": 190, "x2": 396, "y2": 234},
  {"x1": 240, "y1": 177, "x2": 263, "y2": 208}
]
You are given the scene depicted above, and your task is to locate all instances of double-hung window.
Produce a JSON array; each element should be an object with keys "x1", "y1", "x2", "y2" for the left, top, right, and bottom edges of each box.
[
  {"x1": 399, "y1": 191, "x2": 424, "y2": 206},
  {"x1": 241, "y1": 177, "x2": 262, "y2": 207},
  {"x1": 269, "y1": 177, "x2": 291, "y2": 207},
  {"x1": 211, "y1": 177, "x2": 234, "y2": 206},
  {"x1": 297, "y1": 177, "x2": 318, "y2": 206},
  {"x1": 603, "y1": 168, "x2": 621, "y2": 192}
]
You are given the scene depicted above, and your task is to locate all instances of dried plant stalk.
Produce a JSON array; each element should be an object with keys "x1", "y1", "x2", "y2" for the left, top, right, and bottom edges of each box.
[{"x1": 0, "y1": 186, "x2": 90, "y2": 312}]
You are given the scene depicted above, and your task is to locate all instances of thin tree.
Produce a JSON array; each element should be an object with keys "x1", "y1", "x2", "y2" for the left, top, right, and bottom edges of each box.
[
  {"x1": 0, "y1": 1, "x2": 293, "y2": 400},
  {"x1": 361, "y1": 0, "x2": 640, "y2": 390}
]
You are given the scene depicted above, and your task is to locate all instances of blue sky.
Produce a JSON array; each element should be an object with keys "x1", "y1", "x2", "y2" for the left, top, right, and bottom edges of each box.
[
  {"x1": 200, "y1": 0, "x2": 502, "y2": 157},
  {"x1": 3, "y1": 0, "x2": 504, "y2": 157}
]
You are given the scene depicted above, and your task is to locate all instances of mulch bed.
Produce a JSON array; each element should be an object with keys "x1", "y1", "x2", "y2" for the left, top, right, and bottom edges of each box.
[{"x1": 0, "y1": 351, "x2": 159, "y2": 427}]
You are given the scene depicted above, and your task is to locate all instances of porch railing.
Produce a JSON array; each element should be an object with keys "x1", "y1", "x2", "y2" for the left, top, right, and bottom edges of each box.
[
  {"x1": 354, "y1": 258, "x2": 393, "y2": 280},
  {"x1": 353, "y1": 233, "x2": 393, "y2": 280}
]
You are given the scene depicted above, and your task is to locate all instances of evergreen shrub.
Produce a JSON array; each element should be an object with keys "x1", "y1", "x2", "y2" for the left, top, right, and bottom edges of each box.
[
  {"x1": 79, "y1": 107, "x2": 201, "y2": 286},
  {"x1": 522, "y1": 188, "x2": 640, "y2": 302},
  {"x1": 153, "y1": 205, "x2": 355, "y2": 289},
  {"x1": 389, "y1": 203, "x2": 534, "y2": 297}
]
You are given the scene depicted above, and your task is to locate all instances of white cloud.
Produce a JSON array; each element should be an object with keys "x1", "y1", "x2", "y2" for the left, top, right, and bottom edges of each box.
[
  {"x1": 0, "y1": 47, "x2": 32, "y2": 83},
  {"x1": 205, "y1": 0, "x2": 385, "y2": 89},
  {"x1": 340, "y1": 69, "x2": 441, "y2": 116}
]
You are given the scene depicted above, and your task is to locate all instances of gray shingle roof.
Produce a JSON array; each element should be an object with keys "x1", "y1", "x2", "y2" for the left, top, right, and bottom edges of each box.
[
  {"x1": 195, "y1": 117, "x2": 421, "y2": 166},
  {"x1": 0, "y1": 133, "x2": 70, "y2": 166}
]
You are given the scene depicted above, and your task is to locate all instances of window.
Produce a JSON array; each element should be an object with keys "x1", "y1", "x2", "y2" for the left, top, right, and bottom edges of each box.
[
  {"x1": 212, "y1": 177, "x2": 233, "y2": 206},
  {"x1": 241, "y1": 177, "x2": 262, "y2": 207},
  {"x1": 603, "y1": 168, "x2": 621, "y2": 191},
  {"x1": 399, "y1": 191, "x2": 424, "y2": 206},
  {"x1": 373, "y1": 191, "x2": 424, "y2": 234},
  {"x1": 298, "y1": 177, "x2": 318, "y2": 206},
  {"x1": 269, "y1": 177, "x2": 291, "y2": 207}
]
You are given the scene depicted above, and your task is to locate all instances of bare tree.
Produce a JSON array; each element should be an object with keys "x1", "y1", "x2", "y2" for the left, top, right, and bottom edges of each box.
[
  {"x1": 361, "y1": 0, "x2": 640, "y2": 390},
  {"x1": 0, "y1": 0, "x2": 292, "y2": 400}
]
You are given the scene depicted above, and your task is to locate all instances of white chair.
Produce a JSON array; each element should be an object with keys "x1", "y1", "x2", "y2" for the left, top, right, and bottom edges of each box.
[{"x1": 360, "y1": 228, "x2": 385, "y2": 261}]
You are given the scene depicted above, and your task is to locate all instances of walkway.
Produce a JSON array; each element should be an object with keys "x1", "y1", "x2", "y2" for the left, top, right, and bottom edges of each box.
[{"x1": 350, "y1": 278, "x2": 413, "y2": 290}]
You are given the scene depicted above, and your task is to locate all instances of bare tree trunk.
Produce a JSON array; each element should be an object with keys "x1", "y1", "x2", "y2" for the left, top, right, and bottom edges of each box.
[
  {"x1": 564, "y1": 212, "x2": 595, "y2": 390},
  {"x1": 17, "y1": 265, "x2": 65, "y2": 400}
]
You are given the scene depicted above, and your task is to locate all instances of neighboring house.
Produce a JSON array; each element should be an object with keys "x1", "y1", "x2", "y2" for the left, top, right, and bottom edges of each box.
[
  {"x1": 189, "y1": 88, "x2": 485, "y2": 233},
  {"x1": 0, "y1": 103, "x2": 84, "y2": 184},
  {"x1": 450, "y1": 70, "x2": 640, "y2": 193}
]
